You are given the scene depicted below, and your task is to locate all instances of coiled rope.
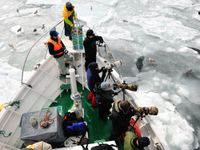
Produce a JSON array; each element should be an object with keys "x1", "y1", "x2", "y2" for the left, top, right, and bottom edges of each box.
[{"x1": 0, "y1": 130, "x2": 12, "y2": 137}]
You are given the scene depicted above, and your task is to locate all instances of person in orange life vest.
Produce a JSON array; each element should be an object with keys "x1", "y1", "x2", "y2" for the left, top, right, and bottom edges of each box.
[
  {"x1": 47, "y1": 30, "x2": 69, "y2": 76},
  {"x1": 63, "y1": 2, "x2": 76, "y2": 40}
]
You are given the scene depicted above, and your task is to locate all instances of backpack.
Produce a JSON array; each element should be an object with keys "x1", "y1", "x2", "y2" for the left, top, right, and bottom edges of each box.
[
  {"x1": 63, "y1": 112, "x2": 85, "y2": 136},
  {"x1": 65, "y1": 122, "x2": 87, "y2": 136},
  {"x1": 91, "y1": 144, "x2": 117, "y2": 150}
]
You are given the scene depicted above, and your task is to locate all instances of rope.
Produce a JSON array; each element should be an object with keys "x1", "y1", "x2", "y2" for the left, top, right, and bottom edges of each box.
[
  {"x1": 40, "y1": 110, "x2": 55, "y2": 128},
  {"x1": 0, "y1": 130, "x2": 12, "y2": 137},
  {"x1": 0, "y1": 100, "x2": 21, "y2": 112},
  {"x1": 61, "y1": 26, "x2": 64, "y2": 39},
  {"x1": 8, "y1": 100, "x2": 20, "y2": 108}
]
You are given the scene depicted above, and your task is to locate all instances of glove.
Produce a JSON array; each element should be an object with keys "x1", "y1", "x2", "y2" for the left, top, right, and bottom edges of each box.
[
  {"x1": 98, "y1": 66, "x2": 105, "y2": 73},
  {"x1": 113, "y1": 91, "x2": 119, "y2": 96},
  {"x1": 99, "y1": 36, "x2": 104, "y2": 43},
  {"x1": 100, "y1": 66, "x2": 106, "y2": 71},
  {"x1": 143, "y1": 107, "x2": 149, "y2": 115},
  {"x1": 113, "y1": 84, "x2": 118, "y2": 90},
  {"x1": 102, "y1": 68, "x2": 107, "y2": 74},
  {"x1": 64, "y1": 49, "x2": 69, "y2": 54}
]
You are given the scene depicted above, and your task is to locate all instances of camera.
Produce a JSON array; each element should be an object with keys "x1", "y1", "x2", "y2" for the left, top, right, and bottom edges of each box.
[
  {"x1": 136, "y1": 106, "x2": 158, "y2": 117},
  {"x1": 104, "y1": 60, "x2": 122, "y2": 70},
  {"x1": 97, "y1": 42, "x2": 106, "y2": 47},
  {"x1": 113, "y1": 82, "x2": 138, "y2": 92}
]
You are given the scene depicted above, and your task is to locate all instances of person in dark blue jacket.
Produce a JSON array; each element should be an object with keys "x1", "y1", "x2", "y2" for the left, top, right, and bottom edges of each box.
[{"x1": 86, "y1": 62, "x2": 107, "y2": 107}]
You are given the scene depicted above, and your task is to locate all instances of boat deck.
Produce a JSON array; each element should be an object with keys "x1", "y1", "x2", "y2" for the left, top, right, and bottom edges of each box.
[{"x1": 50, "y1": 83, "x2": 112, "y2": 143}]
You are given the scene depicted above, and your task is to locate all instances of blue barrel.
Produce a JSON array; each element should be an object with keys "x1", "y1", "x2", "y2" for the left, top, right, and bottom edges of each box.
[{"x1": 72, "y1": 26, "x2": 83, "y2": 50}]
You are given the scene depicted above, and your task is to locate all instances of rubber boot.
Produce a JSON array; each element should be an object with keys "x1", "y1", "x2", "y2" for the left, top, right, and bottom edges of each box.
[
  {"x1": 88, "y1": 91, "x2": 93, "y2": 102},
  {"x1": 91, "y1": 95, "x2": 96, "y2": 107}
]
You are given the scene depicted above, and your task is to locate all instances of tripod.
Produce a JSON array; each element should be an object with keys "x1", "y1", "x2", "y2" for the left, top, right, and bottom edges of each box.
[
  {"x1": 104, "y1": 68, "x2": 116, "y2": 84},
  {"x1": 120, "y1": 81, "x2": 127, "y2": 101},
  {"x1": 105, "y1": 69, "x2": 127, "y2": 101}
]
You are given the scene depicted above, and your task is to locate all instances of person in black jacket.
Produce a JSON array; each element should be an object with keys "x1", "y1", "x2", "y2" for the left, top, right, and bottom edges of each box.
[
  {"x1": 95, "y1": 82, "x2": 117, "y2": 120},
  {"x1": 83, "y1": 29, "x2": 104, "y2": 71},
  {"x1": 47, "y1": 30, "x2": 69, "y2": 76}
]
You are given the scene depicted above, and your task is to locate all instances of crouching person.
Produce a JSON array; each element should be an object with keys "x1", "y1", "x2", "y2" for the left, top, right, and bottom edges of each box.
[
  {"x1": 95, "y1": 82, "x2": 117, "y2": 120},
  {"x1": 123, "y1": 107, "x2": 158, "y2": 150},
  {"x1": 124, "y1": 128, "x2": 150, "y2": 150}
]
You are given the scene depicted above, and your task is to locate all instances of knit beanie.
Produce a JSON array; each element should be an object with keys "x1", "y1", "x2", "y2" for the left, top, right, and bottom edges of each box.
[{"x1": 137, "y1": 137, "x2": 150, "y2": 148}]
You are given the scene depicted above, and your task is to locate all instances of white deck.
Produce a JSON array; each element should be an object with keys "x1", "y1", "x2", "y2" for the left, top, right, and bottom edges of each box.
[{"x1": 0, "y1": 56, "x2": 63, "y2": 149}]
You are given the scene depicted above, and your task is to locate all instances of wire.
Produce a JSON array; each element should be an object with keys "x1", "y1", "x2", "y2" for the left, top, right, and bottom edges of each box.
[{"x1": 104, "y1": 42, "x2": 123, "y2": 79}]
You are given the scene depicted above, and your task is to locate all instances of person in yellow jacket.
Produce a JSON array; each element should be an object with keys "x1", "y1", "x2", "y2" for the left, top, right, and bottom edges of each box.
[
  {"x1": 63, "y1": 2, "x2": 76, "y2": 40},
  {"x1": 124, "y1": 127, "x2": 150, "y2": 150}
]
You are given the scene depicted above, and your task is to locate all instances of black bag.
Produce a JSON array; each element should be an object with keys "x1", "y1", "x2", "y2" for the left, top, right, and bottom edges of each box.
[
  {"x1": 63, "y1": 112, "x2": 84, "y2": 136},
  {"x1": 91, "y1": 144, "x2": 117, "y2": 150},
  {"x1": 63, "y1": 112, "x2": 76, "y2": 130}
]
